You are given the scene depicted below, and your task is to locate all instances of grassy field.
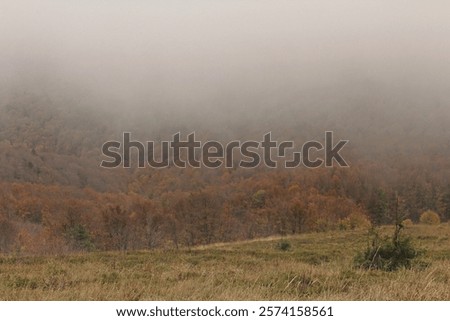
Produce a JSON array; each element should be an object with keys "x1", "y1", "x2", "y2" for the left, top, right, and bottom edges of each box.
[{"x1": 0, "y1": 224, "x2": 449, "y2": 301}]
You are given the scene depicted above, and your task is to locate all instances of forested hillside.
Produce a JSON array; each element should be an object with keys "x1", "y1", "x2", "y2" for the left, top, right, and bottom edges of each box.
[
  {"x1": 1, "y1": 88, "x2": 449, "y2": 254},
  {"x1": 1, "y1": 0, "x2": 450, "y2": 255}
]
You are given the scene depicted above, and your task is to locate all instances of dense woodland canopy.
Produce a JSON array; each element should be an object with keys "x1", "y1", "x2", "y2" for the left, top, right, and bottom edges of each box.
[
  {"x1": 0, "y1": 85, "x2": 449, "y2": 254},
  {"x1": 1, "y1": 1, "x2": 449, "y2": 254}
]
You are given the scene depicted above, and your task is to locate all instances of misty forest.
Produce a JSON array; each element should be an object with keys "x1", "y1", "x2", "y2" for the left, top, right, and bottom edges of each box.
[{"x1": 0, "y1": 1, "x2": 449, "y2": 300}]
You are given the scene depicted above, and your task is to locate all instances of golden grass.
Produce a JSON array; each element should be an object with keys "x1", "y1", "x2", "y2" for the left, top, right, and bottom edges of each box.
[{"x1": 0, "y1": 224, "x2": 449, "y2": 300}]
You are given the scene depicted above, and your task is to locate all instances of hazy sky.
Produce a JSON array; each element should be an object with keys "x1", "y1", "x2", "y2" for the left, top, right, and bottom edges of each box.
[{"x1": 1, "y1": 0, "x2": 449, "y2": 115}]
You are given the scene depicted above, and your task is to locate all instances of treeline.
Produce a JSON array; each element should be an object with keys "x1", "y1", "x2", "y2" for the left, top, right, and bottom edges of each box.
[
  {"x1": 1, "y1": 94, "x2": 450, "y2": 254},
  {"x1": 1, "y1": 163, "x2": 449, "y2": 254},
  {"x1": 0, "y1": 171, "x2": 366, "y2": 254}
]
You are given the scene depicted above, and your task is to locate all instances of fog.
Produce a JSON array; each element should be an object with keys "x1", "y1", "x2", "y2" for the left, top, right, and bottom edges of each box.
[
  {"x1": 1, "y1": 0, "x2": 450, "y2": 131},
  {"x1": 1, "y1": 1, "x2": 450, "y2": 253}
]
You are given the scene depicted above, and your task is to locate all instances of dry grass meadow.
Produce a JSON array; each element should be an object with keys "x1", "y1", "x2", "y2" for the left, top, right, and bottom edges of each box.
[{"x1": 0, "y1": 224, "x2": 449, "y2": 301}]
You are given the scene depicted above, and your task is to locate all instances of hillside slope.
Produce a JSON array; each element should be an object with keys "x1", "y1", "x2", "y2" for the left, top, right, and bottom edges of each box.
[{"x1": 0, "y1": 224, "x2": 449, "y2": 300}]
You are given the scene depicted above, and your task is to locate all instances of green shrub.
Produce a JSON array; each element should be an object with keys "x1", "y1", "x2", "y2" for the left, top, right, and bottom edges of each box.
[
  {"x1": 252, "y1": 190, "x2": 266, "y2": 208},
  {"x1": 66, "y1": 224, "x2": 95, "y2": 251},
  {"x1": 355, "y1": 229, "x2": 420, "y2": 271},
  {"x1": 419, "y1": 210, "x2": 441, "y2": 225},
  {"x1": 277, "y1": 240, "x2": 291, "y2": 251}
]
